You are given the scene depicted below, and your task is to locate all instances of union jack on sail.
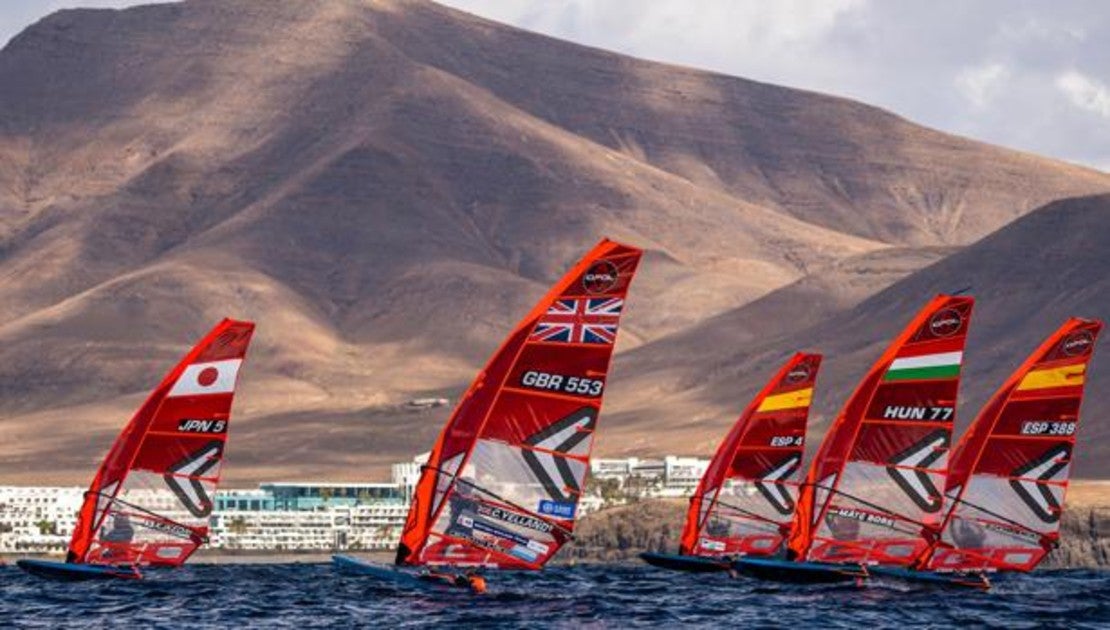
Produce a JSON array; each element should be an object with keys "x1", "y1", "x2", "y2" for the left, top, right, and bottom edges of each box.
[{"x1": 530, "y1": 298, "x2": 623, "y2": 345}]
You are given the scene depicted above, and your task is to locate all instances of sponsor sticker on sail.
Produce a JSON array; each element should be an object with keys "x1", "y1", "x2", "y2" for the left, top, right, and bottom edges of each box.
[
  {"x1": 168, "y1": 359, "x2": 243, "y2": 397},
  {"x1": 883, "y1": 351, "x2": 962, "y2": 382}
]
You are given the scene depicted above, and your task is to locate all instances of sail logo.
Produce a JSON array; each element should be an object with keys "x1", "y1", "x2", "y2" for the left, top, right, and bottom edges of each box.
[
  {"x1": 699, "y1": 538, "x2": 726, "y2": 552},
  {"x1": 213, "y1": 326, "x2": 253, "y2": 355},
  {"x1": 828, "y1": 507, "x2": 896, "y2": 529},
  {"x1": 177, "y1": 419, "x2": 227, "y2": 434},
  {"x1": 929, "y1": 309, "x2": 963, "y2": 337},
  {"x1": 1062, "y1": 331, "x2": 1094, "y2": 357},
  {"x1": 146, "y1": 519, "x2": 196, "y2": 541},
  {"x1": 582, "y1": 260, "x2": 619, "y2": 294},
  {"x1": 886, "y1": 429, "x2": 947, "y2": 512},
  {"x1": 785, "y1": 365, "x2": 810, "y2": 383},
  {"x1": 164, "y1": 441, "x2": 222, "y2": 517},
  {"x1": 756, "y1": 454, "x2": 801, "y2": 515},
  {"x1": 1010, "y1": 444, "x2": 1070, "y2": 523},
  {"x1": 984, "y1": 521, "x2": 1041, "y2": 544},
  {"x1": 522, "y1": 408, "x2": 596, "y2": 503},
  {"x1": 537, "y1": 500, "x2": 576, "y2": 519},
  {"x1": 477, "y1": 504, "x2": 553, "y2": 533}
]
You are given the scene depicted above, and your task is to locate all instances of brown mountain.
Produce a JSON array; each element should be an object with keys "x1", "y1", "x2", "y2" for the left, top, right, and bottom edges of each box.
[
  {"x1": 0, "y1": 0, "x2": 1106, "y2": 484},
  {"x1": 610, "y1": 194, "x2": 1110, "y2": 477}
]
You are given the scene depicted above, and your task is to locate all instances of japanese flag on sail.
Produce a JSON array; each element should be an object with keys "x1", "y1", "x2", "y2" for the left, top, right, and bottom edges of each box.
[{"x1": 168, "y1": 359, "x2": 243, "y2": 397}]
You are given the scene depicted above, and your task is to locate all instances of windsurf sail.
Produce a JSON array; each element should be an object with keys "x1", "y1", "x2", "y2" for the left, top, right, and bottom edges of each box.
[
  {"x1": 396, "y1": 239, "x2": 642, "y2": 569},
  {"x1": 67, "y1": 319, "x2": 255, "y2": 567},
  {"x1": 925, "y1": 318, "x2": 1102, "y2": 573},
  {"x1": 679, "y1": 352, "x2": 822, "y2": 558},
  {"x1": 788, "y1": 295, "x2": 974, "y2": 566}
]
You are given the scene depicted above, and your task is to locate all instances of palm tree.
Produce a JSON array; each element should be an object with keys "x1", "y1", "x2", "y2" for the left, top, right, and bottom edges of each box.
[{"x1": 228, "y1": 516, "x2": 249, "y2": 535}]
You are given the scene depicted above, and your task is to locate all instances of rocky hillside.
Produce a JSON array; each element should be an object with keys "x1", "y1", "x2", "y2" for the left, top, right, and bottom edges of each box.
[
  {"x1": 0, "y1": 1, "x2": 1107, "y2": 483},
  {"x1": 610, "y1": 194, "x2": 1110, "y2": 476}
]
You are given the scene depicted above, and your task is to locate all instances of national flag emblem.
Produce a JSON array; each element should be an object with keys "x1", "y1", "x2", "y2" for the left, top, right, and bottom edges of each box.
[
  {"x1": 168, "y1": 359, "x2": 243, "y2": 397},
  {"x1": 1016, "y1": 364, "x2": 1086, "y2": 392},
  {"x1": 883, "y1": 351, "x2": 962, "y2": 382},
  {"x1": 529, "y1": 298, "x2": 624, "y2": 345},
  {"x1": 757, "y1": 388, "x2": 814, "y2": 413}
]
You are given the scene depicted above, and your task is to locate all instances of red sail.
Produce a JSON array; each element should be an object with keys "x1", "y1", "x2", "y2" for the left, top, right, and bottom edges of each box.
[
  {"x1": 788, "y1": 295, "x2": 974, "y2": 566},
  {"x1": 68, "y1": 319, "x2": 255, "y2": 567},
  {"x1": 397, "y1": 239, "x2": 642, "y2": 569},
  {"x1": 679, "y1": 353, "x2": 822, "y2": 558},
  {"x1": 926, "y1": 318, "x2": 1102, "y2": 573}
]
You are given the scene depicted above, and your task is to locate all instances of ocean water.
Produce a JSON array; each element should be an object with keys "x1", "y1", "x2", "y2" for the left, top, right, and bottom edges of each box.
[{"x1": 2, "y1": 562, "x2": 1107, "y2": 628}]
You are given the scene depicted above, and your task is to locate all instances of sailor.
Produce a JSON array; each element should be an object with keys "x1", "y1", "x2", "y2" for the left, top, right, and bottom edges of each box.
[
  {"x1": 420, "y1": 569, "x2": 487, "y2": 593},
  {"x1": 101, "y1": 513, "x2": 135, "y2": 543},
  {"x1": 462, "y1": 570, "x2": 487, "y2": 594}
]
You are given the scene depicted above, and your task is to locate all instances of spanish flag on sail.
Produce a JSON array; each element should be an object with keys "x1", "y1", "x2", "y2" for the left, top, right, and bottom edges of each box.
[
  {"x1": 1016, "y1": 363, "x2": 1086, "y2": 391},
  {"x1": 756, "y1": 387, "x2": 814, "y2": 412}
]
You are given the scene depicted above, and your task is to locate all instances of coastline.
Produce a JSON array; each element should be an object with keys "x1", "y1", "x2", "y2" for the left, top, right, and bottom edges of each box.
[{"x1": 4, "y1": 482, "x2": 1106, "y2": 569}]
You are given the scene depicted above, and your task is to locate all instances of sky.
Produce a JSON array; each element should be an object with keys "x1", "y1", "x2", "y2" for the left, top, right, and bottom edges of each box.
[{"x1": 3, "y1": 0, "x2": 1108, "y2": 171}]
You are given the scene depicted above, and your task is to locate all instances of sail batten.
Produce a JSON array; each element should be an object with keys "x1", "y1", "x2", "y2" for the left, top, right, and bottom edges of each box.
[{"x1": 397, "y1": 240, "x2": 642, "y2": 569}]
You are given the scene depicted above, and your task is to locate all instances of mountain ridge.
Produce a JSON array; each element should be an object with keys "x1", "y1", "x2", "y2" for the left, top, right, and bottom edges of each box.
[{"x1": 0, "y1": 0, "x2": 1106, "y2": 483}]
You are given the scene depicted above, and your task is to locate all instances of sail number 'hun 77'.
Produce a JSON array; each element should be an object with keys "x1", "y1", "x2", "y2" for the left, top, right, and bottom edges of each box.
[{"x1": 397, "y1": 239, "x2": 642, "y2": 569}]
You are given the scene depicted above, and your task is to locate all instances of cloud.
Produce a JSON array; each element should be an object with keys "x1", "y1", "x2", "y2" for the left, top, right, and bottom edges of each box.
[
  {"x1": 3, "y1": 1, "x2": 1109, "y2": 171},
  {"x1": 1056, "y1": 70, "x2": 1110, "y2": 118},
  {"x1": 443, "y1": 0, "x2": 1110, "y2": 171},
  {"x1": 956, "y1": 63, "x2": 1011, "y2": 109}
]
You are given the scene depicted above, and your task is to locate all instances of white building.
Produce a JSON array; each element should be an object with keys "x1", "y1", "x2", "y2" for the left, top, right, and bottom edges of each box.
[
  {"x1": 0, "y1": 453, "x2": 710, "y2": 555},
  {"x1": 0, "y1": 481, "x2": 412, "y2": 555},
  {"x1": 0, "y1": 486, "x2": 83, "y2": 553},
  {"x1": 390, "y1": 452, "x2": 429, "y2": 502},
  {"x1": 587, "y1": 455, "x2": 710, "y2": 499}
]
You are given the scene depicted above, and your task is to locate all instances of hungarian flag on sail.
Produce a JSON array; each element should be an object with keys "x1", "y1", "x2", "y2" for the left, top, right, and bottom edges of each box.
[
  {"x1": 397, "y1": 239, "x2": 642, "y2": 570},
  {"x1": 67, "y1": 319, "x2": 255, "y2": 568},
  {"x1": 680, "y1": 353, "x2": 822, "y2": 558},
  {"x1": 924, "y1": 318, "x2": 1102, "y2": 573},
  {"x1": 883, "y1": 350, "x2": 962, "y2": 382},
  {"x1": 788, "y1": 294, "x2": 974, "y2": 566}
]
